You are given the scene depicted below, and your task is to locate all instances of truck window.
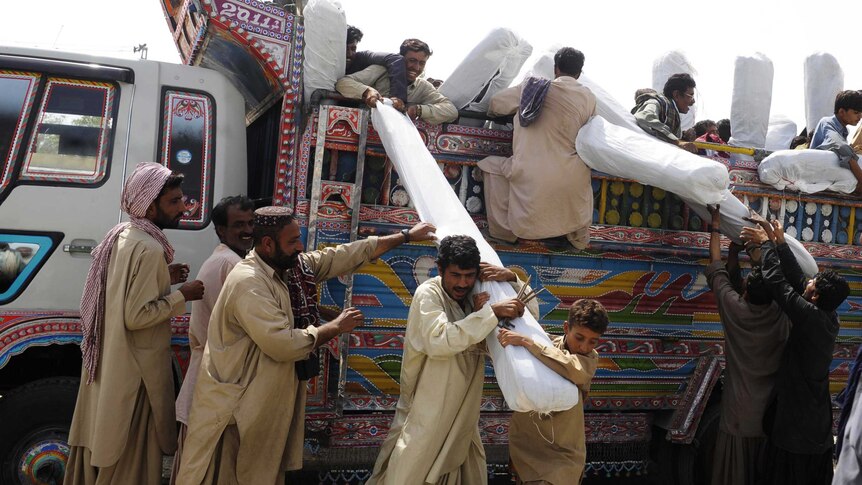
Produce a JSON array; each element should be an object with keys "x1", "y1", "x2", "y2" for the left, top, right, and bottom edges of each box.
[
  {"x1": 0, "y1": 233, "x2": 60, "y2": 305},
  {"x1": 0, "y1": 71, "x2": 41, "y2": 195},
  {"x1": 19, "y1": 78, "x2": 116, "y2": 185},
  {"x1": 158, "y1": 89, "x2": 215, "y2": 229}
]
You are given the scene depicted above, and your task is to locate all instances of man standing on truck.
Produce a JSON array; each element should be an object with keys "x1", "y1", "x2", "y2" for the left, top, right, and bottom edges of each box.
[
  {"x1": 336, "y1": 38, "x2": 458, "y2": 124},
  {"x1": 478, "y1": 47, "x2": 597, "y2": 249},
  {"x1": 170, "y1": 195, "x2": 254, "y2": 483},
  {"x1": 367, "y1": 235, "x2": 530, "y2": 485},
  {"x1": 741, "y1": 218, "x2": 849, "y2": 485},
  {"x1": 64, "y1": 162, "x2": 205, "y2": 485},
  {"x1": 176, "y1": 207, "x2": 436, "y2": 485},
  {"x1": 705, "y1": 207, "x2": 790, "y2": 485}
]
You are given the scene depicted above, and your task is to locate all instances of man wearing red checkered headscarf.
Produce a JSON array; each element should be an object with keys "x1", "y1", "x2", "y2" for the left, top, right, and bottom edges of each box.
[{"x1": 64, "y1": 162, "x2": 205, "y2": 485}]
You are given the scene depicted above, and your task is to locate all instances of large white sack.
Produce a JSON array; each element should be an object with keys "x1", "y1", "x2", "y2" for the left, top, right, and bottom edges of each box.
[
  {"x1": 302, "y1": 0, "x2": 346, "y2": 103},
  {"x1": 439, "y1": 28, "x2": 532, "y2": 113},
  {"x1": 765, "y1": 115, "x2": 798, "y2": 151},
  {"x1": 804, "y1": 53, "x2": 843, "y2": 134},
  {"x1": 758, "y1": 149, "x2": 856, "y2": 194},
  {"x1": 652, "y1": 51, "x2": 698, "y2": 131},
  {"x1": 576, "y1": 116, "x2": 728, "y2": 206},
  {"x1": 515, "y1": 45, "x2": 640, "y2": 132},
  {"x1": 683, "y1": 190, "x2": 819, "y2": 277},
  {"x1": 371, "y1": 101, "x2": 580, "y2": 413},
  {"x1": 729, "y1": 53, "x2": 773, "y2": 149}
]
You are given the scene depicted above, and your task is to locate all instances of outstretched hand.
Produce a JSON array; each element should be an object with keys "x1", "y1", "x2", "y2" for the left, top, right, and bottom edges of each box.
[{"x1": 408, "y1": 222, "x2": 436, "y2": 242}]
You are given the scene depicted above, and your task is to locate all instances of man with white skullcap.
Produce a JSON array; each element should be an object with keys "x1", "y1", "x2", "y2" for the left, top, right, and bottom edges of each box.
[
  {"x1": 177, "y1": 206, "x2": 435, "y2": 484},
  {"x1": 64, "y1": 162, "x2": 205, "y2": 485}
]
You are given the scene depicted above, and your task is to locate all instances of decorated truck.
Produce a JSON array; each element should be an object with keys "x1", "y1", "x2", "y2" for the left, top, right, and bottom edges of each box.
[{"x1": 0, "y1": 1, "x2": 859, "y2": 484}]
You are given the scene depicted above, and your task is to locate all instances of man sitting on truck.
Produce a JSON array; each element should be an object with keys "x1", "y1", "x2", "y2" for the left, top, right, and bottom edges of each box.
[
  {"x1": 367, "y1": 235, "x2": 533, "y2": 485},
  {"x1": 705, "y1": 207, "x2": 790, "y2": 485},
  {"x1": 64, "y1": 162, "x2": 205, "y2": 485},
  {"x1": 336, "y1": 38, "x2": 458, "y2": 124},
  {"x1": 344, "y1": 25, "x2": 407, "y2": 111},
  {"x1": 809, "y1": 90, "x2": 862, "y2": 194},
  {"x1": 478, "y1": 47, "x2": 596, "y2": 249},
  {"x1": 741, "y1": 218, "x2": 849, "y2": 485},
  {"x1": 170, "y1": 195, "x2": 254, "y2": 483},
  {"x1": 176, "y1": 207, "x2": 436, "y2": 485},
  {"x1": 631, "y1": 73, "x2": 698, "y2": 153}
]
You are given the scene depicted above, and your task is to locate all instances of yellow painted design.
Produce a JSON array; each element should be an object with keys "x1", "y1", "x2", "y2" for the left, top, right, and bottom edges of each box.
[
  {"x1": 648, "y1": 213, "x2": 662, "y2": 228},
  {"x1": 358, "y1": 259, "x2": 412, "y2": 306},
  {"x1": 849, "y1": 208, "x2": 856, "y2": 245},
  {"x1": 632, "y1": 202, "x2": 640, "y2": 210},
  {"x1": 599, "y1": 180, "x2": 608, "y2": 224},
  {"x1": 652, "y1": 187, "x2": 666, "y2": 200},
  {"x1": 610, "y1": 181, "x2": 625, "y2": 196},
  {"x1": 630, "y1": 182, "x2": 643, "y2": 198},
  {"x1": 543, "y1": 271, "x2": 645, "y2": 298},
  {"x1": 348, "y1": 354, "x2": 401, "y2": 394},
  {"x1": 606, "y1": 210, "x2": 620, "y2": 225},
  {"x1": 629, "y1": 212, "x2": 643, "y2": 227}
]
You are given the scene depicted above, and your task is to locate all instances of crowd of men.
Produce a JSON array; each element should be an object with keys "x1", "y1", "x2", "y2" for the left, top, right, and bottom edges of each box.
[{"x1": 58, "y1": 29, "x2": 862, "y2": 485}]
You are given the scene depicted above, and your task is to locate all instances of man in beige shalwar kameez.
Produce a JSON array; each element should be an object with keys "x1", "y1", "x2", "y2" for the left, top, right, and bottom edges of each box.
[
  {"x1": 479, "y1": 47, "x2": 596, "y2": 248},
  {"x1": 64, "y1": 162, "x2": 205, "y2": 485},
  {"x1": 368, "y1": 235, "x2": 532, "y2": 485},
  {"x1": 176, "y1": 207, "x2": 435, "y2": 485}
]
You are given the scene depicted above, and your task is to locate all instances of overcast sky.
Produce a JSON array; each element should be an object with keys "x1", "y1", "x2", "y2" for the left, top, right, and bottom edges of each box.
[{"x1": 3, "y1": 0, "x2": 859, "y2": 132}]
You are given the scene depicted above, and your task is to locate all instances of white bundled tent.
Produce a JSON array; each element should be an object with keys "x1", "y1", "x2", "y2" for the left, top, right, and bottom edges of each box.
[
  {"x1": 758, "y1": 149, "x2": 856, "y2": 194},
  {"x1": 302, "y1": 0, "x2": 347, "y2": 103},
  {"x1": 804, "y1": 53, "x2": 844, "y2": 134},
  {"x1": 371, "y1": 101, "x2": 580, "y2": 413},
  {"x1": 765, "y1": 115, "x2": 798, "y2": 151},
  {"x1": 438, "y1": 28, "x2": 533, "y2": 113},
  {"x1": 652, "y1": 51, "x2": 698, "y2": 131},
  {"x1": 728, "y1": 53, "x2": 774, "y2": 150}
]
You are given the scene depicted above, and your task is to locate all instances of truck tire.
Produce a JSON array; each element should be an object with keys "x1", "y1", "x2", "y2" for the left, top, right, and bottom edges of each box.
[{"x1": 0, "y1": 377, "x2": 79, "y2": 485}]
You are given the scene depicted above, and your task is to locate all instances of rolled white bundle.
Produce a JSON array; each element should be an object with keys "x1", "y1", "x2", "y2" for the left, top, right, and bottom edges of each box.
[
  {"x1": 765, "y1": 115, "x2": 798, "y2": 151},
  {"x1": 302, "y1": 0, "x2": 346, "y2": 103},
  {"x1": 439, "y1": 28, "x2": 533, "y2": 113},
  {"x1": 576, "y1": 116, "x2": 729, "y2": 206},
  {"x1": 371, "y1": 101, "x2": 580, "y2": 413},
  {"x1": 652, "y1": 51, "x2": 698, "y2": 131},
  {"x1": 729, "y1": 53, "x2": 774, "y2": 149},
  {"x1": 804, "y1": 53, "x2": 843, "y2": 134},
  {"x1": 758, "y1": 149, "x2": 856, "y2": 194},
  {"x1": 683, "y1": 190, "x2": 819, "y2": 277}
]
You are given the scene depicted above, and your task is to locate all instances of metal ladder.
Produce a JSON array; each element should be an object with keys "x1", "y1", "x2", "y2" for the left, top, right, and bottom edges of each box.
[{"x1": 305, "y1": 104, "x2": 369, "y2": 416}]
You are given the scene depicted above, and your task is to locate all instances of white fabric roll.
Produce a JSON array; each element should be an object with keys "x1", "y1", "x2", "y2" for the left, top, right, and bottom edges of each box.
[
  {"x1": 576, "y1": 116, "x2": 729, "y2": 206},
  {"x1": 302, "y1": 0, "x2": 346, "y2": 103},
  {"x1": 765, "y1": 115, "x2": 798, "y2": 151},
  {"x1": 439, "y1": 28, "x2": 532, "y2": 113},
  {"x1": 371, "y1": 101, "x2": 580, "y2": 413},
  {"x1": 758, "y1": 149, "x2": 856, "y2": 194},
  {"x1": 804, "y1": 53, "x2": 844, "y2": 135},
  {"x1": 729, "y1": 53, "x2": 774, "y2": 149}
]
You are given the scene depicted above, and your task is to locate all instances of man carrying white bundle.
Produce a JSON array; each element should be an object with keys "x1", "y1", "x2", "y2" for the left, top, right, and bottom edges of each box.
[
  {"x1": 479, "y1": 47, "x2": 597, "y2": 249},
  {"x1": 367, "y1": 235, "x2": 535, "y2": 485}
]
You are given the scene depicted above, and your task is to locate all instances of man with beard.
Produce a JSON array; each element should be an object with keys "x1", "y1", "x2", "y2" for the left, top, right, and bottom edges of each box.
[
  {"x1": 170, "y1": 195, "x2": 254, "y2": 483},
  {"x1": 176, "y1": 207, "x2": 436, "y2": 484},
  {"x1": 336, "y1": 38, "x2": 458, "y2": 124},
  {"x1": 367, "y1": 235, "x2": 530, "y2": 485},
  {"x1": 64, "y1": 162, "x2": 205, "y2": 485}
]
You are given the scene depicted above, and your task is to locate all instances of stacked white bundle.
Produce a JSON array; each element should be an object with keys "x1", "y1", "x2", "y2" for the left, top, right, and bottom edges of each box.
[
  {"x1": 439, "y1": 28, "x2": 533, "y2": 113},
  {"x1": 804, "y1": 53, "x2": 844, "y2": 134},
  {"x1": 652, "y1": 51, "x2": 698, "y2": 131},
  {"x1": 729, "y1": 53, "x2": 773, "y2": 150},
  {"x1": 576, "y1": 116, "x2": 729, "y2": 206},
  {"x1": 302, "y1": 0, "x2": 346, "y2": 103},
  {"x1": 758, "y1": 149, "x2": 856, "y2": 194},
  {"x1": 765, "y1": 115, "x2": 798, "y2": 151},
  {"x1": 371, "y1": 101, "x2": 580, "y2": 414}
]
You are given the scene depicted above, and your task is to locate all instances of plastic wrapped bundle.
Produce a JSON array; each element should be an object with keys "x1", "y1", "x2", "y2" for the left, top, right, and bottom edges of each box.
[
  {"x1": 302, "y1": 0, "x2": 346, "y2": 103},
  {"x1": 758, "y1": 149, "x2": 856, "y2": 194},
  {"x1": 765, "y1": 115, "x2": 798, "y2": 151},
  {"x1": 804, "y1": 53, "x2": 844, "y2": 134},
  {"x1": 439, "y1": 28, "x2": 532, "y2": 113},
  {"x1": 371, "y1": 101, "x2": 580, "y2": 413},
  {"x1": 729, "y1": 53, "x2": 774, "y2": 149},
  {"x1": 576, "y1": 116, "x2": 729, "y2": 206},
  {"x1": 515, "y1": 46, "x2": 640, "y2": 132},
  {"x1": 652, "y1": 51, "x2": 698, "y2": 131},
  {"x1": 683, "y1": 190, "x2": 819, "y2": 277}
]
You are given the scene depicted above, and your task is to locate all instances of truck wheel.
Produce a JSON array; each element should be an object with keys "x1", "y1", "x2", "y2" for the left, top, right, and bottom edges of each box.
[
  {"x1": 0, "y1": 377, "x2": 79, "y2": 484},
  {"x1": 674, "y1": 404, "x2": 720, "y2": 485}
]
